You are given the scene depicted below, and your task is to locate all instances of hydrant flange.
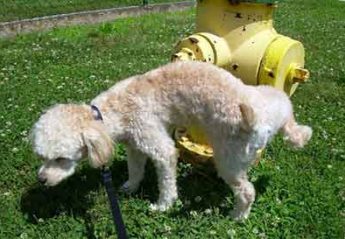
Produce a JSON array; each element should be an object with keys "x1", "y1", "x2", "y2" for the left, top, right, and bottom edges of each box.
[{"x1": 172, "y1": 33, "x2": 231, "y2": 67}]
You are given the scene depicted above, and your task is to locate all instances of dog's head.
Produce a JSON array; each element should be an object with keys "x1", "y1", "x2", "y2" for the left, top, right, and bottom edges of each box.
[{"x1": 31, "y1": 104, "x2": 113, "y2": 186}]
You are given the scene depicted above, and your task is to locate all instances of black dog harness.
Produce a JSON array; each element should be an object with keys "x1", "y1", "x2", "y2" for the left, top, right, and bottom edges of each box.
[{"x1": 91, "y1": 105, "x2": 128, "y2": 239}]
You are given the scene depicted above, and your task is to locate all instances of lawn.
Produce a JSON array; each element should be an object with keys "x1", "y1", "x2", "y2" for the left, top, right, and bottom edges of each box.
[
  {"x1": 0, "y1": 0, "x2": 344, "y2": 238},
  {"x1": 0, "y1": 0, "x2": 183, "y2": 22}
]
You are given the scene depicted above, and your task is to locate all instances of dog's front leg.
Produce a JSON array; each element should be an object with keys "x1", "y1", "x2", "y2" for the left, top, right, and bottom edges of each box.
[
  {"x1": 149, "y1": 151, "x2": 178, "y2": 212},
  {"x1": 121, "y1": 146, "x2": 147, "y2": 194},
  {"x1": 129, "y1": 121, "x2": 179, "y2": 211}
]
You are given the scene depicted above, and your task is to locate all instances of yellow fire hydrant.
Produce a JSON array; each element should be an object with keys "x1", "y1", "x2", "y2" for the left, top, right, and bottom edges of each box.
[{"x1": 172, "y1": 0, "x2": 310, "y2": 160}]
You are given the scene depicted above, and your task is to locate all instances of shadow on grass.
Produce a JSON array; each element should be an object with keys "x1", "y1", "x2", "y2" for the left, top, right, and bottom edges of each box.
[
  {"x1": 137, "y1": 162, "x2": 229, "y2": 212},
  {"x1": 20, "y1": 159, "x2": 272, "y2": 234},
  {"x1": 21, "y1": 167, "x2": 98, "y2": 223},
  {"x1": 141, "y1": 162, "x2": 272, "y2": 217},
  {"x1": 253, "y1": 174, "x2": 271, "y2": 196},
  {"x1": 20, "y1": 161, "x2": 128, "y2": 237}
]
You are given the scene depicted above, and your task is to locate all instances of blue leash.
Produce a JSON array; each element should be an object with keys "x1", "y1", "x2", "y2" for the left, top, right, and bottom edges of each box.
[
  {"x1": 91, "y1": 105, "x2": 128, "y2": 238},
  {"x1": 101, "y1": 167, "x2": 128, "y2": 239}
]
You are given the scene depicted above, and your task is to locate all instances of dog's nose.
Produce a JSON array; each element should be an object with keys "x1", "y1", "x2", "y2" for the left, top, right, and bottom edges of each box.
[{"x1": 38, "y1": 175, "x2": 47, "y2": 184}]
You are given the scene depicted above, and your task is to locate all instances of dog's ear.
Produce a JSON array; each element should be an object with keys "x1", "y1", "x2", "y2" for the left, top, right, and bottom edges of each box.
[
  {"x1": 239, "y1": 103, "x2": 256, "y2": 130},
  {"x1": 82, "y1": 123, "x2": 114, "y2": 168}
]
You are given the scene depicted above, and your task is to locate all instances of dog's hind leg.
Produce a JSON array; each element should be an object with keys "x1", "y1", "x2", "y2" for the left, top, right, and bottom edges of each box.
[
  {"x1": 228, "y1": 172, "x2": 255, "y2": 221},
  {"x1": 219, "y1": 168, "x2": 255, "y2": 221},
  {"x1": 214, "y1": 147, "x2": 255, "y2": 221},
  {"x1": 121, "y1": 146, "x2": 147, "y2": 194}
]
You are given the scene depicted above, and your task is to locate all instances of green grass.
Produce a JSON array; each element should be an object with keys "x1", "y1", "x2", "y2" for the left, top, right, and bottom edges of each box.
[
  {"x1": 0, "y1": 0, "x2": 344, "y2": 238},
  {"x1": 0, "y1": 0, "x2": 183, "y2": 22}
]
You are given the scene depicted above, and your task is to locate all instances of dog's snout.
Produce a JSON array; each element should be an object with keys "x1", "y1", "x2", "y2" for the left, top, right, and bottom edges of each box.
[{"x1": 38, "y1": 174, "x2": 47, "y2": 184}]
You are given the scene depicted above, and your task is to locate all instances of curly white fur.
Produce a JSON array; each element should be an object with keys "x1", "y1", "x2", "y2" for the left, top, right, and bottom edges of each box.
[{"x1": 31, "y1": 61, "x2": 312, "y2": 220}]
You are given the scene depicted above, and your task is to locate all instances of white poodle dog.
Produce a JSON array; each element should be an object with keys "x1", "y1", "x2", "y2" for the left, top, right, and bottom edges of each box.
[{"x1": 31, "y1": 61, "x2": 312, "y2": 220}]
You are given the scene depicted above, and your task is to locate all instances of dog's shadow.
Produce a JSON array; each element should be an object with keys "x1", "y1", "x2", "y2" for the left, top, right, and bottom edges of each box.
[
  {"x1": 21, "y1": 160, "x2": 271, "y2": 236},
  {"x1": 20, "y1": 161, "x2": 128, "y2": 222},
  {"x1": 140, "y1": 162, "x2": 271, "y2": 217}
]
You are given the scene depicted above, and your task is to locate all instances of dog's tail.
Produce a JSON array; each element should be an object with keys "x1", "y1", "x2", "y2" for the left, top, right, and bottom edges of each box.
[{"x1": 281, "y1": 116, "x2": 312, "y2": 148}]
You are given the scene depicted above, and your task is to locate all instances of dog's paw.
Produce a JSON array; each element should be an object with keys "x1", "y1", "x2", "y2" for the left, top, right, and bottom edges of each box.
[
  {"x1": 149, "y1": 202, "x2": 173, "y2": 212},
  {"x1": 230, "y1": 209, "x2": 250, "y2": 222},
  {"x1": 120, "y1": 181, "x2": 139, "y2": 194}
]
